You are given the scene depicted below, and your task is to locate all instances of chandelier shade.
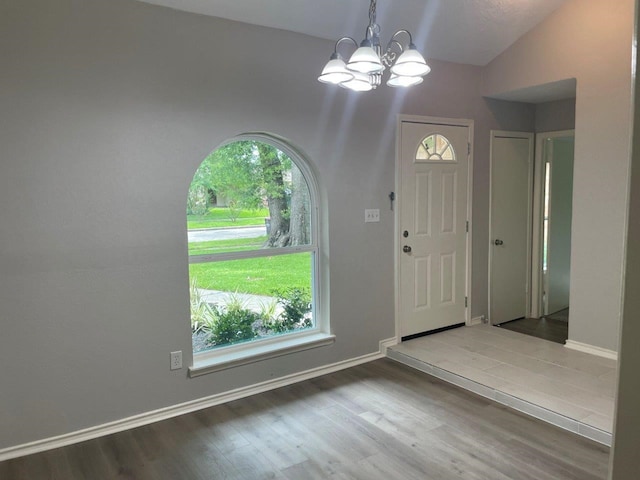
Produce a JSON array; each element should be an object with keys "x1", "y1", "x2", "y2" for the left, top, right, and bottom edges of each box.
[
  {"x1": 318, "y1": 53, "x2": 354, "y2": 84},
  {"x1": 318, "y1": 0, "x2": 430, "y2": 92},
  {"x1": 340, "y1": 71, "x2": 374, "y2": 91},
  {"x1": 389, "y1": 45, "x2": 431, "y2": 77},
  {"x1": 347, "y1": 41, "x2": 384, "y2": 74},
  {"x1": 387, "y1": 73, "x2": 424, "y2": 88}
]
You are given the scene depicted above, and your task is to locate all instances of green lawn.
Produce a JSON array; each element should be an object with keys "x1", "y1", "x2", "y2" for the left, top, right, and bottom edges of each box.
[
  {"x1": 189, "y1": 252, "x2": 312, "y2": 296},
  {"x1": 187, "y1": 207, "x2": 269, "y2": 230},
  {"x1": 189, "y1": 235, "x2": 311, "y2": 295}
]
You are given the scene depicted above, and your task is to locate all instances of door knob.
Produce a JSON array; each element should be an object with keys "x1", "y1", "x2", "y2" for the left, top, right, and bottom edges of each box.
[
  {"x1": 494, "y1": 239, "x2": 504, "y2": 246},
  {"x1": 403, "y1": 245, "x2": 412, "y2": 253}
]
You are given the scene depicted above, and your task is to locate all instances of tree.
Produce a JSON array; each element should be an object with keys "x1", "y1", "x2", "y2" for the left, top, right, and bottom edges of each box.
[
  {"x1": 189, "y1": 139, "x2": 310, "y2": 246},
  {"x1": 206, "y1": 141, "x2": 262, "y2": 213},
  {"x1": 257, "y1": 143, "x2": 291, "y2": 247},
  {"x1": 289, "y1": 165, "x2": 311, "y2": 245}
]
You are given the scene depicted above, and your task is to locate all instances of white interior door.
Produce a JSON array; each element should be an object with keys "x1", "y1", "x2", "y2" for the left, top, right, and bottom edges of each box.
[
  {"x1": 399, "y1": 120, "x2": 470, "y2": 338},
  {"x1": 489, "y1": 131, "x2": 533, "y2": 325}
]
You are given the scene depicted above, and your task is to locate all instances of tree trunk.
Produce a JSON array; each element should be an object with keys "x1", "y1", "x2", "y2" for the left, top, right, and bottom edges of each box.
[
  {"x1": 289, "y1": 166, "x2": 310, "y2": 246},
  {"x1": 258, "y1": 144, "x2": 290, "y2": 247}
]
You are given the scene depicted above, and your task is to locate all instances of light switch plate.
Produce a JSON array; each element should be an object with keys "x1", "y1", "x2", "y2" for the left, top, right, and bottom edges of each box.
[{"x1": 365, "y1": 209, "x2": 380, "y2": 223}]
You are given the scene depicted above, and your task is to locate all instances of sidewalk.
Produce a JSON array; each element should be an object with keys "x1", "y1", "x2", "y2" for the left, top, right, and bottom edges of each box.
[{"x1": 198, "y1": 288, "x2": 283, "y2": 314}]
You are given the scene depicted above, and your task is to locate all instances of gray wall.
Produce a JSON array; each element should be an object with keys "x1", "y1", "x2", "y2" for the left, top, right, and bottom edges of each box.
[
  {"x1": 0, "y1": 0, "x2": 532, "y2": 449},
  {"x1": 481, "y1": 0, "x2": 634, "y2": 351},
  {"x1": 535, "y1": 98, "x2": 576, "y2": 133},
  {"x1": 610, "y1": 4, "x2": 640, "y2": 475}
]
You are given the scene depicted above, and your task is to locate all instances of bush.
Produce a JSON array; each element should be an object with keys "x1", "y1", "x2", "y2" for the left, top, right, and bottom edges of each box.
[
  {"x1": 210, "y1": 306, "x2": 258, "y2": 346},
  {"x1": 268, "y1": 287, "x2": 312, "y2": 333},
  {"x1": 190, "y1": 279, "x2": 218, "y2": 334}
]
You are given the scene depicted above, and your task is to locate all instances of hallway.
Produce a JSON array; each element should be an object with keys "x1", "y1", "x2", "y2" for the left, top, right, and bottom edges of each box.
[{"x1": 496, "y1": 308, "x2": 569, "y2": 344}]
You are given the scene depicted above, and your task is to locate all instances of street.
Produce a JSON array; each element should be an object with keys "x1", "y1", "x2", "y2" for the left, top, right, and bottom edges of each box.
[{"x1": 187, "y1": 226, "x2": 267, "y2": 242}]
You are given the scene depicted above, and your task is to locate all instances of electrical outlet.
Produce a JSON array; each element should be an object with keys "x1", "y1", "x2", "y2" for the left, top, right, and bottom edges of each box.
[
  {"x1": 365, "y1": 208, "x2": 380, "y2": 223},
  {"x1": 170, "y1": 351, "x2": 182, "y2": 370}
]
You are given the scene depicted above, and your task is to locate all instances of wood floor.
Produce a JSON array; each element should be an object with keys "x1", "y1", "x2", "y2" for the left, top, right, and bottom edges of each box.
[
  {"x1": 0, "y1": 359, "x2": 610, "y2": 480},
  {"x1": 497, "y1": 309, "x2": 569, "y2": 344}
]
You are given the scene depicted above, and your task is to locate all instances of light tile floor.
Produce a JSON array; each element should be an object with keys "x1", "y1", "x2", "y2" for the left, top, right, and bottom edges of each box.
[{"x1": 388, "y1": 324, "x2": 616, "y2": 440}]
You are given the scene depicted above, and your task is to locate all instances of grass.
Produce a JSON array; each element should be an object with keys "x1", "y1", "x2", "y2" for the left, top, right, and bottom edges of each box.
[
  {"x1": 188, "y1": 235, "x2": 311, "y2": 296},
  {"x1": 189, "y1": 252, "x2": 312, "y2": 296},
  {"x1": 187, "y1": 207, "x2": 269, "y2": 230}
]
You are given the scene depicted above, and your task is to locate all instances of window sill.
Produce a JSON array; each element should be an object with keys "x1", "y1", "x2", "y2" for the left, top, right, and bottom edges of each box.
[{"x1": 188, "y1": 332, "x2": 336, "y2": 377}]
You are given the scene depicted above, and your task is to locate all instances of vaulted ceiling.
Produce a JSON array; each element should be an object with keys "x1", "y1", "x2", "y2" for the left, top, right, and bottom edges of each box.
[{"x1": 138, "y1": 0, "x2": 567, "y2": 66}]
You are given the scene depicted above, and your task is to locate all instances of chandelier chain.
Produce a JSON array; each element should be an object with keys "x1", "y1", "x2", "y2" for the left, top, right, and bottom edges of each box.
[{"x1": 369, "y1": 0, "x2": 377, "y2": 27}]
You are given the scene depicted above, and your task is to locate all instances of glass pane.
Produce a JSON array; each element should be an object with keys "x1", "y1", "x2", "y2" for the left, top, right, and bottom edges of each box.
[
  {"x1": 187, "y1": 141, "x2": 312, "y2": 256},
  {"x1": 189, "y1": 252, "x2": 314, "y2": 352},
  {"x1": 415, "y1": 134, "x2": 456, "y2": 162},
  {"x1": 543, "y1": 161, "x2": 551, "y2": 272},
  {"x1": 416, "y1": 144, "x2": 429, "y2": 160}
]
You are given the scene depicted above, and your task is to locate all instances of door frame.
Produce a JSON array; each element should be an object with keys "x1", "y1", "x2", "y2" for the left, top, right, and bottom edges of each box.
[
  {"x1": 530, "y1": 129, "x2": 575, "y2": 318},
  {"x1": 488, "y1": 130, "x2": 535, "y2": 325},
  {"x1": 394, "y1": 114, "x2": 474, "y2": 343}
]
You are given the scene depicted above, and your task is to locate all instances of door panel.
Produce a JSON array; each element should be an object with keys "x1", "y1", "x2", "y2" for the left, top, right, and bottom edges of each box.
[
  {"x1": 490, "y1": 133, "x2": 533, "y2": 325},
  {"x1": 399, "y1": 121, "x2": 470, "y2": 337}
]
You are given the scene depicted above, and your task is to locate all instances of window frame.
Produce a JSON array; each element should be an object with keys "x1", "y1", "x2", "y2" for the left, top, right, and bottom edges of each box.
[{"x1": 187, "y1": 132, "x2": 332, "y2": 377}]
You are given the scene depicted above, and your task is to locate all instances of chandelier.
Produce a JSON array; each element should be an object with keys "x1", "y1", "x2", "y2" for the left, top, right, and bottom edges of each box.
[{"x1": 318, "y1": 0, "x2": 431, "y2": 91}]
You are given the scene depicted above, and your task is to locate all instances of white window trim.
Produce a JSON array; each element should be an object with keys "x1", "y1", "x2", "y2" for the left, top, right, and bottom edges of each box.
[
  {"x1": 187, "y1": 132, "x2": 329, "y2": 376},
  {"x1": 189, "y1": 331, "x2": 335, "y2": 377}
]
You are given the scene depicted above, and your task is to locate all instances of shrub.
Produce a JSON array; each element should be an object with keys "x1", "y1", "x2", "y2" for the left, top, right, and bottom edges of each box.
[
  {"x1": 258, "y1": 299, "x2": 279, "y2": 327},
  {"x1": 268, "y1": 287, "x2": 312, "y2": 333},
  {"x1": 190, "y1": 279, "x2": 218, "y2": 334},
  {"x1": 210, "y1": 306, "x2": 258, "y2": 346},
  {"x1": 225, "y1": 200, "x2": 241, "y2": 223}
]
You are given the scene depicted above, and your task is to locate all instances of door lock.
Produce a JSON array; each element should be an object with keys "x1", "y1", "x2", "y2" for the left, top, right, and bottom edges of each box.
[
  {"x1": 494, "y1": 239, "x2": 504, "y2": 246},
  {"x1": 403, "y1": 245, "x2": 412, "y2": 253}
]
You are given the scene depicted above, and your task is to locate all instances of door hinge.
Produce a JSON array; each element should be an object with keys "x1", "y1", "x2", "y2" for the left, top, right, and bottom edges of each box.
[
  {"x1": 465, "y1": 296, "x2": 468, "y2": 308},
  {"x1": 468, "y1": 143, "x2": 471, "y2": 155},
  {"x1": 466, "y1": 221, "x2": 469, "y2": 232}
]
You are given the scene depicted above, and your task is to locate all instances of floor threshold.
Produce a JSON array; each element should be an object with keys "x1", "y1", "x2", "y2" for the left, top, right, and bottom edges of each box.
[{"x1": 386, "y1": 348, "x2": 612, "y2": 446}]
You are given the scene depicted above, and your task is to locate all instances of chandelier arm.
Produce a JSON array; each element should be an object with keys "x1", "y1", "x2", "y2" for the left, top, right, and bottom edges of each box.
[
  {"x1": 390, "y1": 29, "x2": 414, "y2": 47},
  {"x1": 334, "y1": 36, "x2": 359, "y2": 54}
]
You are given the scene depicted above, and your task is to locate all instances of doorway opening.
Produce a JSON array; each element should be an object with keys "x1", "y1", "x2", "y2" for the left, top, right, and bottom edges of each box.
[{"x1": 494, "y1": 130, "x2": 575, "y2": 344}]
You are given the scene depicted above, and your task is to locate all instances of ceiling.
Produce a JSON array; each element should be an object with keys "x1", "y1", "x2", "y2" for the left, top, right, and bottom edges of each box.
[{"x1": 138, "y1": 0, "x2": 568, "y2": 66}]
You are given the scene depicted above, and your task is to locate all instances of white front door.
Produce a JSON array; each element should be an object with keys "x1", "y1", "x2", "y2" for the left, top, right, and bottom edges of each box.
[
  {"x1": 398, "y1": 119, "x2": 471, "y2": 338},
  {"x1": 489, "y1": 131, "x2": 534, "y2": 325}
]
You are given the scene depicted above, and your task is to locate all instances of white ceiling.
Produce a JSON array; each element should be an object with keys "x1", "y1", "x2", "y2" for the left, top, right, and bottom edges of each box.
[{"x1": 138, "y1": 0, "x2": 567, "y2": 66}]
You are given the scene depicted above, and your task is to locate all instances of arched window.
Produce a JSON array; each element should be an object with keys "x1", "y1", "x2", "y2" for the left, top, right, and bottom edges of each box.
[
  {"x1": 187, "y1": 134, "x2": 327, "y2": 370},
  {"x1": 416, "y1": 134, "x2": 456, "y2": 162}
]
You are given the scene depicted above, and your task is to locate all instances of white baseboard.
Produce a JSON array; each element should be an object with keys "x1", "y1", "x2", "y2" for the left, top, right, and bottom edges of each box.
[
  {"x1": 469, "y1": 315, "x2": 485, "y2": 326},
  {"x1": 379, "y1": 336, "x2": 398, "y2": 354},
  {"x1": 565, "y1": 340, "x2": 618, "y2": 361},
  {"x1": 0, "y1": 344, "x2": 390, "y2": 462}
]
